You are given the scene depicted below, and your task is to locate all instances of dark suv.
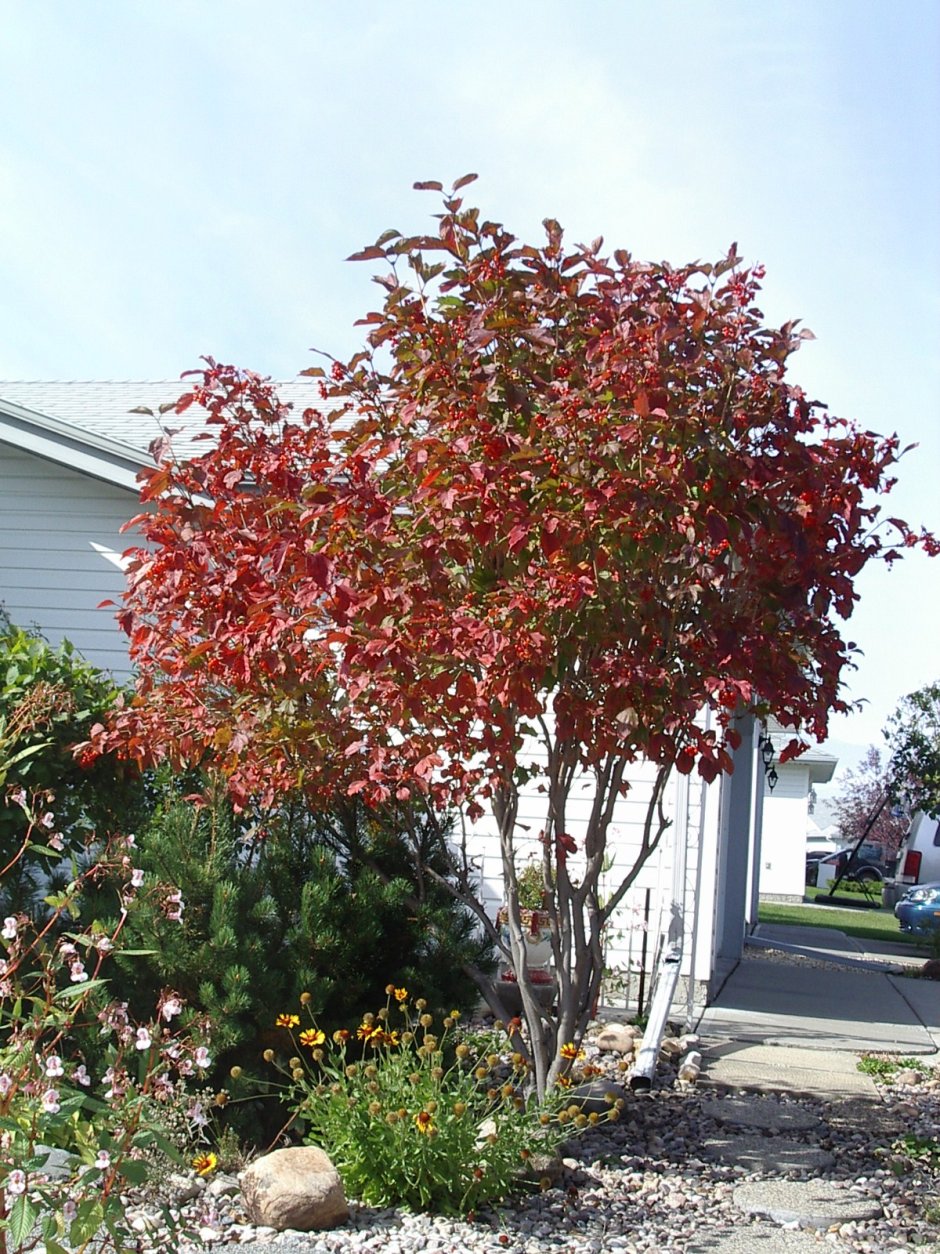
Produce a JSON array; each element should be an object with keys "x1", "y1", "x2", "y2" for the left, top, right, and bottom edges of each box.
[{"x1": 805, "y1": 842, "x2": 893, "y2": 887}]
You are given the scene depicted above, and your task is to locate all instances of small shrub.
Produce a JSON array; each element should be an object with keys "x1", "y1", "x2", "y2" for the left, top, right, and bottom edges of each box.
[{"x1": 248, "y1": 987, "x2": 621, "y2": 1214}]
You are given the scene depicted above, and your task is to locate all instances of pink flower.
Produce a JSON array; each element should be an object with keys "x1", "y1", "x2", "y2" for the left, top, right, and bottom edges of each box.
[
  {"x1": 72, "y1": 1064, "x2": 91, "y2": 1087},
  {"x1": 2, "y1": 917, "x2": 18, "y2": 941},
  {"x1": 41, "y1": 1088, "x2": 61, "y2": 1114},
  {"x1": 44, "y1": 1055, "x2": 64, "y2": 1078},
  {"x1": 165, "y1": 890, "x2": 185, "y2": 922},
  {"x1": 130, "y1": 868, "x2": 145, "y2": 888},
  {"x1": 95, "y1": 1150, "x2": 111, "y2": 1170},
  {"x1": 186, "y1": 1100, "x2": 208, "y2": 1128},
  {"x1": 69, "y1": 960, "x2": 88, "y2": 983},
  {"x1": 161, "y1": 995, "x2": 183, "y2": 1022},
  {"x1": 135, "y1": 1027, "x2": 152, "y2": 1051},
  {"x1": 10, "y1": 788, "x2": 26, "y2": 807},
  {"x1": 0, "y1": 1073, "x2": 12, "y2": 1096},
  {"x1": 6, "y1": 1168, "x2": 26, "y2": 1195},
  {"x1": 40, "y1": 812, "x2": 55, "y2": 829},
  {"x1": 194, "y1": 1046, "x2": 211, "y2": 1069}
]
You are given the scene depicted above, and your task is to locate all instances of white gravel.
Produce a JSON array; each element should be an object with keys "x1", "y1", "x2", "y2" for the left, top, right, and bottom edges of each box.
[{"x1": 136, "y1": 1056, "x2": 940, "y2": 1254}]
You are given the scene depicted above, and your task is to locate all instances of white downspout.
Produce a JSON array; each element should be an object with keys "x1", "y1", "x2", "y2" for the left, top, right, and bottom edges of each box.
[{"x1": 630, "y1": 768, "x2": 691, "y2": 1092}]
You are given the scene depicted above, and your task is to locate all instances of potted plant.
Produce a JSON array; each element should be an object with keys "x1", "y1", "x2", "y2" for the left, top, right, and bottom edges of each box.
[{"x1": 495, "y1": 862, "x2": 555, "y2": 1011}]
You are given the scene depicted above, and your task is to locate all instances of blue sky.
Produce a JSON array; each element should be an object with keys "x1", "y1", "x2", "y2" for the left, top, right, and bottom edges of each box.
[{"x1": 1, "y1": 1, "x2": 938, "y2": 781}]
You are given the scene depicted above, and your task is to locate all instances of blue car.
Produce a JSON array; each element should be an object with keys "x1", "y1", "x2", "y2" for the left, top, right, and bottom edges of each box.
[{"x1": 895, "y1": 883, "x2": 940, "y2": 936}]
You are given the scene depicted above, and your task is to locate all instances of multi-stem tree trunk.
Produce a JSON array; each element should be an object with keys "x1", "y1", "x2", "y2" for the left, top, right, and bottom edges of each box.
[{"x1": 483, "y1": 733, "x2": 674, "y2": 1098}]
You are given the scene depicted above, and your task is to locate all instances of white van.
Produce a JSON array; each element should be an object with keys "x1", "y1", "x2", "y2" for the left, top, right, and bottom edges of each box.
[{"x1": 883, "y1": 811, "x2": 940, "y2": 908}]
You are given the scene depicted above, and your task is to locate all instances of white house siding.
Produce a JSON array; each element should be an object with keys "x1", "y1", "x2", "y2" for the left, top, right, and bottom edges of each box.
[
  {"x1": 0, "y1": 444, "x2": 138, "y2": 678},
  {"x1": 757, "y1": 762, "x2": 810, "y2": 900},
  {"x1": 464, "y1": 746, "x2": 729, "y2": 1018}
]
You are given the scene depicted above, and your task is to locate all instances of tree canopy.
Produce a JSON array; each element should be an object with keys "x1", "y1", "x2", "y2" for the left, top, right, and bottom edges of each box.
[
  {"x1": 83, "y1": 178, "x2": 936, "y2": 1091},
  {"x1": 90, "y1": 178, "x2": 933, "y2": 813}
]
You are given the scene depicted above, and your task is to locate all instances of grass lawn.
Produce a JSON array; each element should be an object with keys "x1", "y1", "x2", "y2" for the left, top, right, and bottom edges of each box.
[{"x1": 758, "y1": 891, "x2": 928, "y2": 948}]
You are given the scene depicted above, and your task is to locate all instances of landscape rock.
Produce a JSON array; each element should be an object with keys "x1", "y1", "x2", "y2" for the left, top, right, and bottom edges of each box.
[
  {"x1": 567, "y1": 1078, "x2": 629, "y2": 1114},
  {"x1": 240, "y1": 1146, "x2": 348, "y2": 1232},
  {"x1": 594, "y1": 1023, "x2": 639, "y2": 1053}
]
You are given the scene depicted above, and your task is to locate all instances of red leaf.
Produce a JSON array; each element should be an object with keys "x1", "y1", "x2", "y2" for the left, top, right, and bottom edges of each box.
[{"x1": 346, "y1": 246, "x2": 388, "y2": 262}]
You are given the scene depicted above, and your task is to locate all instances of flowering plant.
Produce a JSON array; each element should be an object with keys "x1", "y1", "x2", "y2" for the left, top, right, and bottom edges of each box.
[
  {"x1": 251, "y1": 986, "x2": 621, "y2": 1215},
  {"x1": 0, "y1": 788, "x2": 211, "y2": 1254}
]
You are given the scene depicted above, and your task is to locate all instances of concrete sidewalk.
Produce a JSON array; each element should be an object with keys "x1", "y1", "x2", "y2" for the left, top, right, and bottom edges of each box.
[{"x1": 695, "y1": 922, "x2": 940, "y2": 1096}]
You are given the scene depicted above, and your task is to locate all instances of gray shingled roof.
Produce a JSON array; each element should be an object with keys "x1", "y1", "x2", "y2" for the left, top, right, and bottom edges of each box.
[{"x1": 0, "y1": 378, "x2": 334, "y2": 464}]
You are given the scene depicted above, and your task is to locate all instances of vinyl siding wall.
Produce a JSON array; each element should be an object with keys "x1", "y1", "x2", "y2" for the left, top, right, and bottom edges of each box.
[
  {"x1": 464, "y1": 749, "x2": 724, "y2": 1013},
  {"x1": 0, "y1": 444, "x2": 139, "y2": 678}
]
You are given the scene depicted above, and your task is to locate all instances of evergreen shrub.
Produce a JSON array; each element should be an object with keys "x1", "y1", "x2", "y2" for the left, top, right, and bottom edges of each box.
[{"x1": 81, "y1": 786, "x2": 494, "y2": 1140}]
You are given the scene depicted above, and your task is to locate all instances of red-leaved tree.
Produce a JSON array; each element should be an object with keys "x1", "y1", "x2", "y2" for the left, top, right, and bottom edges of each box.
[{"x1": 89, "y1": 176, "x2": 935, "y2": 1094}]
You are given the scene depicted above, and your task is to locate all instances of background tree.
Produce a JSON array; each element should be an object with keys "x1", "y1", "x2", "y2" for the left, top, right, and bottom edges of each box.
[
  {"x1": 91, "y1": 178, "x2": 935, "y2": 1095},
  {"x1": 884, "y1": 680, "x2": 940, "y2": 818},
  {"x1": 830, "y1": 745, "x2": 908, "y2": 853}
]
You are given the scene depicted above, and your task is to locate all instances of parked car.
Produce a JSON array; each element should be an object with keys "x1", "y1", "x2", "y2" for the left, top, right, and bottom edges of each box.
[
  {"x1": 894, "y1": 881, "x2": 940, "y2": 937},
  {"x1": 883, "y1": 812, "x2": 940, "y2": 909},
  {"x1": 805, "y1": 843, "x2": 887, "y2": 888}
]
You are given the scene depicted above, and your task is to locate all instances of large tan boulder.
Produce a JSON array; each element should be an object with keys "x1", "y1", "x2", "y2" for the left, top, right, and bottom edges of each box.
[
  {"x1": 594, "y1": 1023, "x2": 639, "y2": 1053},
  {"x1": 240, "y1": 1146, "x2": 348, "y2": 1231}
]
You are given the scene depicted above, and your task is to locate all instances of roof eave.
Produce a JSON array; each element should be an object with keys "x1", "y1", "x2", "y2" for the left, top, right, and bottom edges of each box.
[{"x1": 0, "y1": 398, "x2": 149, "y2": 492}]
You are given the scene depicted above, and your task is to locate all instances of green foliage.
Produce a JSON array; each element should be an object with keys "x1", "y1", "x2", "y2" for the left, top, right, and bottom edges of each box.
[
  {"x1": 856, "y1": 1053, "x2": 922, "y2": 1078},
  {"x1": 252, "y1": 991, "x2": 620, "y2": 1214},
  {"x1": 81, "y1": 788, "x2": 495, "y2": 1114},
  {"x1": 884, "y1": 680, "x2": 940, "y2": 818},
  {"x1": 0, "y1": 616, "x2": 144, "y2": 912},
  {"x1": 890, "y1": 1133, "x2": 940, "y2": 1172}
]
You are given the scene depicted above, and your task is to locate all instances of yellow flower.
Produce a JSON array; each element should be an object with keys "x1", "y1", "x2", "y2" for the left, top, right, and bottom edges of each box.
[
  {"x1": 413, "y1": 1110, "x2": 435, "y2": 1135},
  {"x1": 393, "y1": 987, "x2": 408, "y2": 1002},
  {"x1": 192, "y1": 1151, "x2": 218, "y2": 1177},
  {"x1": 276, "y1": 1014, "x2": 300, "y2": 1029},
  {"x1": 559, "y1": 1042, "x2": 583, "y2": 1061},
  {"x1": 299, "y1": 1029, "x2": 326, "y2": 1049}
]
